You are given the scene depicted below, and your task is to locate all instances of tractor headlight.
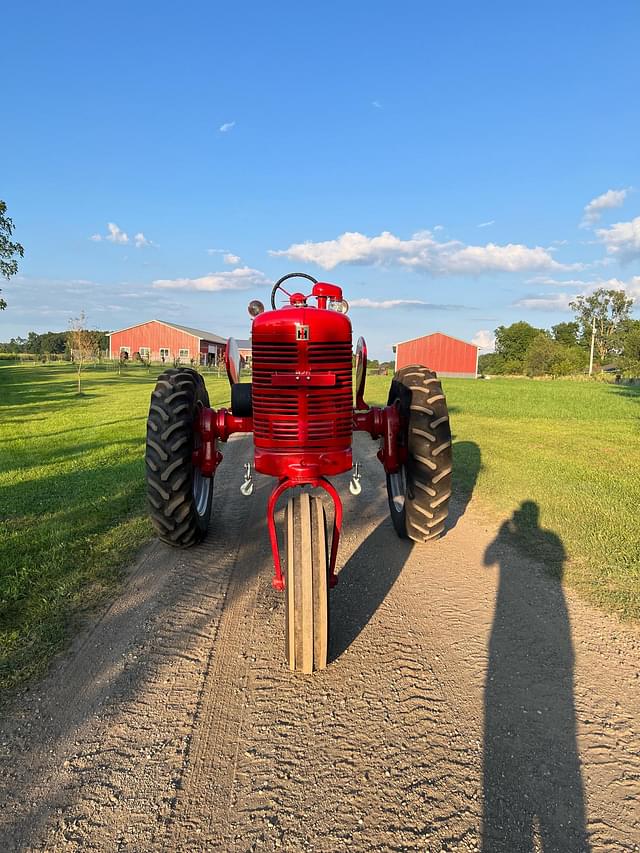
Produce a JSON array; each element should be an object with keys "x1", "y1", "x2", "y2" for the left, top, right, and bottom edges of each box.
[
  {"x1": 248, "y1": 299, "x2": 265, "y2": 317},
  {"x1": 331, "y1": 298, "x2": 349, "y2": 314}
]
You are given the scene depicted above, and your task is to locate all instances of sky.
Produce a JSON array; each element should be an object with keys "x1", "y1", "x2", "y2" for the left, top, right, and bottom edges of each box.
[{"x1": 2, "y1": 0, "x2": 639, "y2": 358}]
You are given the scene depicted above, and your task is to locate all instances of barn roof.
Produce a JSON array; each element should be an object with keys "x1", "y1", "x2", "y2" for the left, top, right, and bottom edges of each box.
[
  {"x1": 393, "y1": 331, "x2": 478, "y2": 348},
  {"x1": 163, "y1": 321, "x2": 226, "y2": 343},
  {"x1": 107, "y1": 318, "x2": 226, "y2": 344},
  {"x1": 236, "y1": 339, "x2": 251, "y2": 349}
]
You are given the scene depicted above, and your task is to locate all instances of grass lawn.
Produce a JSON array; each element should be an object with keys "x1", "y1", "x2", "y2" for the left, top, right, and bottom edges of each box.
[
  {"x1": 0, "y1": 363, "x2": 230, "y2": 691},
  {"x1": 1, "y1": 363, "x2": 639, "y2": 690},
  {"x1": 368, "y1": 375, "x2": 640, "y2": 619}
]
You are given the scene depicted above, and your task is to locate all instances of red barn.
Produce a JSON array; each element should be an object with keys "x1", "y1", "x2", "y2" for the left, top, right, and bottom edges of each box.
[
  {"x1": 108, "y1": 320, "x2": 226, "y2": 365},
  {"x1": 393, "y1": 332, "x2": 478, "y2": 378}
]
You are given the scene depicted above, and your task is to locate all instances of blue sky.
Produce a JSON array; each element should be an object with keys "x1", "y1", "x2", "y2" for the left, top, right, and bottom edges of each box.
[{"x1": 2, "y1": 0, "x2": 639, "y2": 358}]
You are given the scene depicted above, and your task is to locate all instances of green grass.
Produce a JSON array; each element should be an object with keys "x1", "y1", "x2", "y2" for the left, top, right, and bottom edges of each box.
[
  {"x1": 367, "y1": 375, "x2": 640, "y2": 619},
  {"x1": 1, "y1": 365, "x2": 639, "y2": 691},
  {"x1": 0, "y1": 363, "x2": 230, "y2": 691}
]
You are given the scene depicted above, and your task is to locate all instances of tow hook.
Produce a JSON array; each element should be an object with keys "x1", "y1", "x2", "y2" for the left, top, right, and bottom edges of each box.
[
  {"x1": 349, "y1": 462, "x2": 362, "y2": 496},
  {"x1": 240, "y1": 462, "x2": 254, "y2": 496}
]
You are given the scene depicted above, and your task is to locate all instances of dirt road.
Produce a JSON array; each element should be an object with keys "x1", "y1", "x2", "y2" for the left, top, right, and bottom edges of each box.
[{"x1": 1, "y1": 434, "x2": 638, "y2": 852}]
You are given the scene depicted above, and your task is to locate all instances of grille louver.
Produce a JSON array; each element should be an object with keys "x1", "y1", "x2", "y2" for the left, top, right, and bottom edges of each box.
[{"x1": 252, "y1": 339, "x2": 353, "y2": 448}]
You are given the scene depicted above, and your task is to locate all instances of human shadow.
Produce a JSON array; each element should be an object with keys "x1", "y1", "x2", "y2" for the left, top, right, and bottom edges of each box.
[
  {"x1": 330, "y1": 518, "x2": 413, "y2": 661},
  {"x1": 482, "y1": 501, "x2": 589, "y2": 852},
  {"x1": 446, "y1": 440, "x2": 481, "y2": 532}
]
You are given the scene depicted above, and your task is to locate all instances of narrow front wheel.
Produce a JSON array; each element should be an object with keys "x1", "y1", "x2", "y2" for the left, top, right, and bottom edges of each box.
[{"x1": 285, "y1": 493, "x2": 329, "y2": 673}]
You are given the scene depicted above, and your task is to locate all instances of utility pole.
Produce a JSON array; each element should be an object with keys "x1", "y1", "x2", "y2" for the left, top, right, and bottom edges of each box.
[{"x1": 588, "y1": 314, "x2": 596, "y2": 376}]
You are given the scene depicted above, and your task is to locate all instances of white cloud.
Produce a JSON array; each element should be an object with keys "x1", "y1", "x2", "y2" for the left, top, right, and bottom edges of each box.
[
  {"x1": 90, "y1": 222, "x2": 152, "y2": 247},
  {"x1": 153, "y1": 266, "x2": 270, "y2": 292},
  {"x1": 134, "y1": 232, "x2": 152, "y2": 248},
  {"x1": 627, "y1": 275, "x2": 640, "y2": 299},
  {"x1": 586, "y1": 275, "x2": 640, "y2": 301},
  {"x1": 433, "y1": 225, "x2": 444, "y2": 232},
  {"x1": 350, "y1": 298, "x2": 433, "y2": 310},
  {"x1": 372, "y1": 100, "x2": 383, "y2": 109},
  {"x1": 106, "y1": 222, "x2": 129, "y2": 244},
  {"x1": 477, "y1": 220, "x2": 495, "y2": 228},
  {"x1": 596, "y1": 215, "x2": 640, "y2": 260},
  {"x1": 270, "y1": 229, "x2": 570, "y2": 275},
  {"x1": 581, "y1": 188, "x2": 630, "y2": 227},
  {"x1": 518, "y1": 276, "x2": 640, "y2": 310},
  {"x1": 219, "y1": 121, "x2": 236, "y2": 133},
  {"x1": 223, "y1": 253, "x2": 241, "y2": 265},
  {"x1": 525, "y1": 276, "x2": 591, "y2": 286},
  {"x1": 471, "y1": 330, "x2": 495, "y2": 352},
  {"x1": 514, "y1": 293, "x2": 574, "y2": 311}
]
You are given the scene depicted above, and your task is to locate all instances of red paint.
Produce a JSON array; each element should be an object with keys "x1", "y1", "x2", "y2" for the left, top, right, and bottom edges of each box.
[
  {"x1": 108, "y1": 319, "x2": 225, "y2": 363},
  {"x1": 266, "y1": 476, "x2": 344, "y2": 590},
  {"x1": 395, "y1": 332, "x2": 478, "y2": 376},
  {"x1": 187, "y1": 281, "x2": 422, "y2": 591},
  {"x1": 251, "y1": 304, "x2": 354, "y2": 481}
]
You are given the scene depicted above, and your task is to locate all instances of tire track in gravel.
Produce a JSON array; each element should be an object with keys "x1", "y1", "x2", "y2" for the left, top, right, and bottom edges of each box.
[
  {"x1": 160, "y1": 434, "x2": 640, "y2": 852},
  {"x1": 0, "y1": 435, "x2": 256, "y2": 852},
  {"x1": 1, "y1": 433, "x2": 639, "y2": 852},
  {"x1": 168, "y1": 439, "x2": 486, "y2": 852}
]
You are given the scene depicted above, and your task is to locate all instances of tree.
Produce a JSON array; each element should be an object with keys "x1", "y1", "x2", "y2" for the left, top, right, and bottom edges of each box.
[
  {"x1": 523, "y1": 334, "x2": 563, "y2": 377},
  {"x1": 569, "y1": 288, "x2": 634, "y2": 364},
  {"x1": 0, "y1": 200, "x2": 24, "y2": 310},
  {"x1": 553, "y1": 345, "x2": 589, "y2": 376},
  {"x1": 494, "y1": 322, "x2": 546, "y2": 373},
  {"x1": 620, "y1": 319, "x2": 640, "y2": 377},
  {"x1": 68, "y1": 312, "x2": 99, "y2": 394},
  {"x1": 551, "y1": 321, "x2": 580, "y2": 348},
  {"x1": 478, "y1": 352, "x2": 507, "y2": 375}
]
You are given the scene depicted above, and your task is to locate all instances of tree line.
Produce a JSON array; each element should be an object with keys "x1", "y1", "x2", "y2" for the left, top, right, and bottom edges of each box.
[
  {"x1": 0, "y1": 329, "x2": 109, "y2": 357},
  {"x1": 479, "y1": 288, "x2": 640, "y2": 377}
]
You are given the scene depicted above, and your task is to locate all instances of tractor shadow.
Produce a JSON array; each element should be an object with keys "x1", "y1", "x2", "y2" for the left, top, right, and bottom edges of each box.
[
  {"x1": 446, "y1": 439, "x2": 481, "y2": 533},
  {"x1": 330, "y1": 519, "x2": 413, "y2": 662}
]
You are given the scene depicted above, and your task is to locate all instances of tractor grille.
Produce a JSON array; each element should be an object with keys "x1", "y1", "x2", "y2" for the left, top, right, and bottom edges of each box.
[{"x1": 252, "y1": 339, "x2": 353, "y2": 448}]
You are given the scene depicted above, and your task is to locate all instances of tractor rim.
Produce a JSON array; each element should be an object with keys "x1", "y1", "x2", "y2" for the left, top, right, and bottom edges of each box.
[
  {"x1": 192, "y1": 402, "x2": 211, "y2": 517},
  {"x1": 388, "y1": 467, "x2": 406, "y2": 512},
  {"x1": 193, "y1": 467, "x2": 211, "y2": 516}
]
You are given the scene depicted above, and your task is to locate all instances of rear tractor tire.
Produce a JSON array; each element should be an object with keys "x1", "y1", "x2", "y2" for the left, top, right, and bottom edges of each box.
[
  {"x1": 145, "y1": 367, "x2": 213, "y2": 547},
  {"x1": 285, "y1": 493, "x2": 330, "y2": 674},
  {"x1": 386, "y1": 365, "x2": 452, "y2": 543}
]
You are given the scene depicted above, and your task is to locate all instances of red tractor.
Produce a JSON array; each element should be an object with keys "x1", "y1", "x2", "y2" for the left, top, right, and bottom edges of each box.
[{"x1": 145, "y1": 273, "x2": 452, "y2": 673}]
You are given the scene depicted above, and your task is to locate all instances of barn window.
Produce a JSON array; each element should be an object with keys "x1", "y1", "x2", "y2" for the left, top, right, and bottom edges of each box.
[
  {"x1": 159, "y1": 347, "x2": 170, "y2": 361},
  {"x1": 139, "y1": 347, "x2": 150, "y2": 360},
  {"x1": 179, "y1": 348, "x2": 189, "y2": 359},
  {"x1": 119, "y1": 346, "x2": 130, "y2": 356}
]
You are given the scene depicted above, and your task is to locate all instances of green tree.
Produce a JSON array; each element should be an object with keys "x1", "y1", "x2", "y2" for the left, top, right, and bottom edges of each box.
[
  {"x1": 551, "y1": 321, "x2": 580, "y2": 348},
  {"x1": 523, "y1": 334, "x2": 561, "y2": 377},
  {"x1": 478, "y1": 352, "x2": 507, "y2": 375},
  {"x1": 494, "y1": 321, "x2": 545, "y2": 372},
  {"x1": 569, "y1": 288, "x2": 633, "y2": 364},
  {"x1": 620, "y1": 320, "x2": 640, "y2": 377},
  {"x1": 0, "y1": 200, "x2": 24, "y2": 310},
  {"x1": 524, "y1": 335, "x2": 588, "y2": 377}
]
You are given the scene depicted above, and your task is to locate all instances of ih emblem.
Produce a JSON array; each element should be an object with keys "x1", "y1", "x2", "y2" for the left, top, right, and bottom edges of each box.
[{"x1": 296, "y1": 324, "x2": 310, "y2": 341}]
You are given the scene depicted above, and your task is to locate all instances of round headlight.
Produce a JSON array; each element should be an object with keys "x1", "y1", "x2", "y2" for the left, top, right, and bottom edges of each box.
[
  {"x1": 248, "y1": 299, "x2": 265, "y2": 317},
  {"x1": 332, "y1": 298, "x2": 349, "y2": 314}
]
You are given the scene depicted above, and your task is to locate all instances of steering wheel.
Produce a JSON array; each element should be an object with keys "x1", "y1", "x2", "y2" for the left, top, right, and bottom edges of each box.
[{"x1": 271, "y1": 272, "x2": 318, "y2": 309}]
